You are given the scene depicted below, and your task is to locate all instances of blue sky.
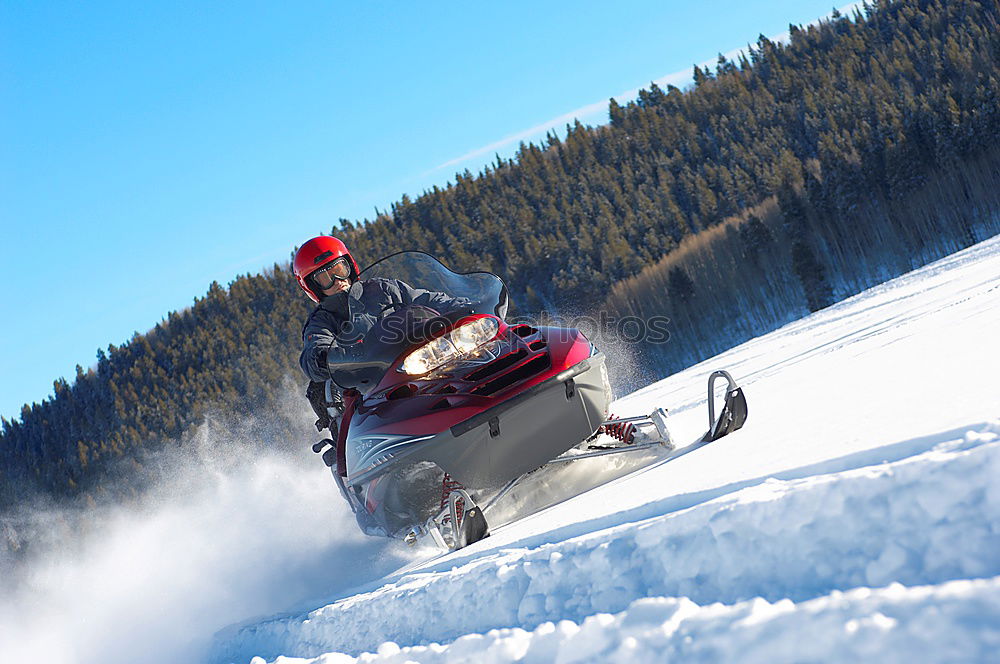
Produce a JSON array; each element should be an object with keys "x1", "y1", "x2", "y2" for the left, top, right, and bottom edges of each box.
[{"x1": 1, "y1": 1, "x2": 861, "y2": 420}]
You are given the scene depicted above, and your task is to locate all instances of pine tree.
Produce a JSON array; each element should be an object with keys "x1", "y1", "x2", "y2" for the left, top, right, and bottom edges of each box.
[
  {"x1": 668, "y1": 267, "x2": 696, "y2": 304},
  {"x1": 792, "y1": 239, "x2": 833, "y2": 311}
]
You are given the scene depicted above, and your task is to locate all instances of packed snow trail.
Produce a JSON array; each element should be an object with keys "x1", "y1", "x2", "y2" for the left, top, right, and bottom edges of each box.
[{"x1": 213, "y1": 236, "x2": 1000, "y2": 663}]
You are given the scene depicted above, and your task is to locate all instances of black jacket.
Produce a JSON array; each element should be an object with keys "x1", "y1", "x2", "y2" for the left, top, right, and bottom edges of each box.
[{"x1": 299, "y1": 277, "x2": 465, "y2": 382}]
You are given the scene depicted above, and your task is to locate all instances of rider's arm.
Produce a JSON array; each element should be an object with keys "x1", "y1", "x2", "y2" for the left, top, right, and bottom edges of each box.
[
  {"x1": 299, "y1": 306, "x2": 364, "y2": 382},
  {"x1": 299, "y1": 311, "x2": 336, "y2": 382},
  {"x1": 392, "y1": 279, "x2": 473, "y2": 314}
]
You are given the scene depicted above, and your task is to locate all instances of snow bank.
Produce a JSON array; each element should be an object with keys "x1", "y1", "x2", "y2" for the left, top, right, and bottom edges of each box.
[
  {"x1": 257, "y1": 576, "x2": 1000, "y2": 664},
  {"x1": 214, "y1": 422, "x2": 1000, "y2": 662}
]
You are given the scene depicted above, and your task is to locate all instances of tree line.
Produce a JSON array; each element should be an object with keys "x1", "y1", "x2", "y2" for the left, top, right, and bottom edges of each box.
[{"x1": 2, "y1": 0, "x2": 998, "y2": 511}]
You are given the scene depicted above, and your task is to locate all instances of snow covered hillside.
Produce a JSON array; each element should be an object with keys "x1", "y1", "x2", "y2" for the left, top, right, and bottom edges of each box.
[{"x1": 212, "y1": 236, "x2": 1000, "y2": 663}]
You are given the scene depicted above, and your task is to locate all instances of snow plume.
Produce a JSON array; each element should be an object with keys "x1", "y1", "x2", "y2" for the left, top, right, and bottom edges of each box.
[
  {"x1": 583, "y1": 318, "x2": 653, "y2": 401},
  {"x1": 0, "y1": 385, "x2": 413, "y2": 664}
]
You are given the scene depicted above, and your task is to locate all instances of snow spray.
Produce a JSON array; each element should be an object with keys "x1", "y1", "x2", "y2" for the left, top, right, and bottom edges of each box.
[{"x1": 0, "y1": 385, "x2": 413, "y2": 664}]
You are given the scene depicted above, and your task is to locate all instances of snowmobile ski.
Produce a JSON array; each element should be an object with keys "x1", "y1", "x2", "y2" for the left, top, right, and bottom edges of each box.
[{"x1": 703, "y1": 370, "x2": 748, "y2": 442}]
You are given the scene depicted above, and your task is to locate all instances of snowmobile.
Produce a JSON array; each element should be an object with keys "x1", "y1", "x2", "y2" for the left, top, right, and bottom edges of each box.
[{"x1": 309, "y1": 252, "x2": 747, "y2": 550}]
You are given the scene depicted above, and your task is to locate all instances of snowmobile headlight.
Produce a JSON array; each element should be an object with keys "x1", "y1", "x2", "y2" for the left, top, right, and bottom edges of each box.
[
  {"x1": 449, "y1": 316, "x2": 499, "y2": 353},
  {"x1": 401, "y1": 316, "x2": 500, "y2": 375}
]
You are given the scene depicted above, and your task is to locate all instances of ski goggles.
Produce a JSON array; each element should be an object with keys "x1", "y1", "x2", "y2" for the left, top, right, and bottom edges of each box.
[{"x1": 311, "y1": 257, "x2": 352, "y2": 289}]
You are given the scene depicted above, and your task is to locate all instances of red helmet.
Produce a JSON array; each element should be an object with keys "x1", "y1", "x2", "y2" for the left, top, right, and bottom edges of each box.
[{"x1": 293, "y1": 236, "x2": 361, "y2": 302}]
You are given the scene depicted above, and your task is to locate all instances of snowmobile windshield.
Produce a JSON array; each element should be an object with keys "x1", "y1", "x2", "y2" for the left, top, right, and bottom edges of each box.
[{"x1": 328, "y1": 252, "x2": 510, "y2": 392}]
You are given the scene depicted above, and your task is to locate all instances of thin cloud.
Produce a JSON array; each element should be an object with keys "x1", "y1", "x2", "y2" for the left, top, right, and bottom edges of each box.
[
  {"x1": 430, "y1": 103, "x2": 607, "y2": 173},
  {"x1": 429, "y1": 1, "x2": 865, "y2": 175}
]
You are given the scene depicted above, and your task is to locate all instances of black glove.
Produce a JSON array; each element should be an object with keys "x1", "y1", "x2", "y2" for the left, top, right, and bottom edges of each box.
[{"x1": 320, "y1": 401, "x2": 344, "y2": 436}]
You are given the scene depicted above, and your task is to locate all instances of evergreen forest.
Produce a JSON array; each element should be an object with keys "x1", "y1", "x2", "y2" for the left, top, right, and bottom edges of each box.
[{"x1": 2, "y1": 0, "x2": 999, "y2": 514}]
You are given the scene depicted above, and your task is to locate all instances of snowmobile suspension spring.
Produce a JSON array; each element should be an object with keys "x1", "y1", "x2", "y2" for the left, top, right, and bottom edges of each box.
[
  {"x1": 601, "y1": 415, "x2": 636, "y2": 445},
  {"x1": 441, "y1": 473, "x2": 465, "y2": 510}
]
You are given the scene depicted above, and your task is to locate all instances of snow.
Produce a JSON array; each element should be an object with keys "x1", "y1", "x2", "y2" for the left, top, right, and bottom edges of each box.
[
  {"x1": 214, "y1": 423, "x2": 1000, "y2": 662},
  {"x1": 3, "y1": 236, "x2": 999, "y2": 664},
  {"x1": 214, "y1": 235, "x2": 1000, "y2": 664},
  {"x1": 253, "y1": 578, "x2": 1000, "y2": 664}
]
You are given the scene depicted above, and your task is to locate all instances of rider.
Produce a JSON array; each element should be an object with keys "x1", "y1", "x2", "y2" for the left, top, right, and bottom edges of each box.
[{"x1": 293, "y1": 235, "x2": 469, "y2": 434}]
